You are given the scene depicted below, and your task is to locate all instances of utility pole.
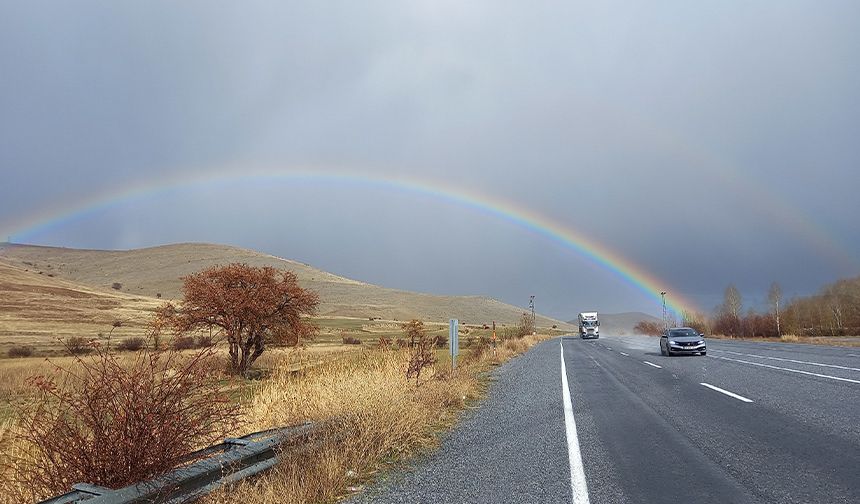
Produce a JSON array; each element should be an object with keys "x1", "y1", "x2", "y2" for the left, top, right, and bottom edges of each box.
[
  {"x1": 660, "y1": 291, "x2": 668, "y2": 330},
  {"x1": 529, "y1": 295, "x2": 536, "y2": 323}
]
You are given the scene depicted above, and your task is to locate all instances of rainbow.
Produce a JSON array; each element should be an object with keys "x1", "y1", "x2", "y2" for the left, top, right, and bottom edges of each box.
[{"x1": 2, "y1": 168, "x2": 698, "y2": 315}]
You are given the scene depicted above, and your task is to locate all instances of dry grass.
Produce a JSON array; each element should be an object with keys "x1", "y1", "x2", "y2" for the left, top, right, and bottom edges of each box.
[
  {"x1": 707, "y1": 333, "x2": 860, "y2": 347},
  {"x1": 205, "y1": 334, "x2": 550, "y2": 504},
  {"x1": 0, "y1": 318, "x2": 549, "y2": 503}
]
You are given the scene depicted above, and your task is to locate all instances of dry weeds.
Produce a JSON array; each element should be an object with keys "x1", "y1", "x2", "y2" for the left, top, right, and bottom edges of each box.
[
  {"x1": 0, "y1": 333, "x2": 548, "y2": 503},
  {"x1": 205, "y1": 334, "x2": 549, "y2": 504}
]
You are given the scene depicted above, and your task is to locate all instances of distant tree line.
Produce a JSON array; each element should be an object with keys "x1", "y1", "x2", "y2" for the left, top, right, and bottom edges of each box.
[{"x1": 680, "y1": 276, "x2": 860, "y2": 338}]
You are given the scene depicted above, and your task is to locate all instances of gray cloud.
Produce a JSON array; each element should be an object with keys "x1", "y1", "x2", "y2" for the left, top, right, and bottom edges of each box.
[{"x1": 2, "y1": 1, "x2": 859, "y2": 318}]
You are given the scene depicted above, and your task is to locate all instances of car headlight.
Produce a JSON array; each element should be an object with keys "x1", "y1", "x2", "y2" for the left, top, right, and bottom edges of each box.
[
  {"x1": 697, "y1": 340, "x2": 704, "y2": 345},
  {"x1": 668, "y1": 340, "x2": 677, "y2": 345}
]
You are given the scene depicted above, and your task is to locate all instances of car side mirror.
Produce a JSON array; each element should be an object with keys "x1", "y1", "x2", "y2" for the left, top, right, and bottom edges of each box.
[{"x1": 699, "y1": 333, "x2": 706, "y2": 338}]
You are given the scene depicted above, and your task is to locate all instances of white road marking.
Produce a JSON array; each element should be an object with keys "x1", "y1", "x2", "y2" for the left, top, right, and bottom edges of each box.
[
  {"x1": 712, "y1": 355, "x2": 860, "y2": 384},
  {"x1": 643, "y1": 361, "x2": 662, "y2": 369},
  {"x1": 711, "y1": 349, "x2": 860, "y2": 372},
  {"x1": 560, "y1": 342, "x2": 591, "y2": 504},
  {"x1": 849, "y1": 353, "x2": 860, "y2": 358},
  {"x1": 606, "y1": 347, "x2": 613, "y2": 351},
  {"x1": 700, "y1": 382, "x2": 754, "y2": 403},
  {"x1": 619, "y1": 352, "x2": 629, "y2": 356}
]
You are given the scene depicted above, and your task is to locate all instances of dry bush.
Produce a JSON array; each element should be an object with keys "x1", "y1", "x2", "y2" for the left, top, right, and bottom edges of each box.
[
  {"x1": 4, "y1": 345, "x2": 241, "y2": 500},
  {"x1": 711, "y1": 311, "x2": 741, "y2": 337},
  {"x1": 376, "y1": 336, "x2": 391, "y2": 349},
  {"x1": 172, "y1": 335, "x2": 197, "y2": 350},
  {"x1": 463, "y1": 336, "x2": 492, "y2": 363},
  {"x1": 116, "y1": 337, "x2": 146, "y2": 352},
  {"x1": 342, "y1": 336, "x2": 362, "y2": 345},
  {"x1": 515, "y1": 313, "x2": 535, "y2": 338},
  {"x1": 7, "y1": 346, "x2": 34, "y2": 358},
  {"x1": 434, "y1": 332, "x2": 448, "y2": 348},
  {"x1": 633, "y1": 320, "x2": 663, "y2": 336},
  {"x1": 197, "y1": 335, "x2": 215, "y2": 348},
  {"x1": 402, "y1": 320, "x2": 435, "y2": 385},
  {"x1": 111, "y1": 282, "x2": 122, "y2": 291},
  {"x1": 64, "y1": 336, "x2": 93, "y2": 355}
]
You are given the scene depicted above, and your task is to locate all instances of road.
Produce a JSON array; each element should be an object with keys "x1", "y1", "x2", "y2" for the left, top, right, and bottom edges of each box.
[{"x1": 350, "y1": 335, "x2": 860, "y2": 503}]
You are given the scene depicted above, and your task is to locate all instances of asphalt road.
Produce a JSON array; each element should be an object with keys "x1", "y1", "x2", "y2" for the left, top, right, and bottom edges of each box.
[{"x1": 351, "y1": 335, "x2": 860, "y2": 503}]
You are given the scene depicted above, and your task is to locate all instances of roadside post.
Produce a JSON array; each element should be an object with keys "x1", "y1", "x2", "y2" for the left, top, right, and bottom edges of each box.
[
  {"x1": 492, "y1": 321, "x2": 497, "y2": 357},
  {"x1": 449, "y1": 319, "x2": 459, "y2": 369}
]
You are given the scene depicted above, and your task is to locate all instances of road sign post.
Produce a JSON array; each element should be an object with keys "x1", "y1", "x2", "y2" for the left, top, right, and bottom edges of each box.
[
  {"x1": 492, "y1": 320, "x2": 497, "y2": 357},
  {"x1": 449, "y1": 319, "x2": 459, "y2": 369}
]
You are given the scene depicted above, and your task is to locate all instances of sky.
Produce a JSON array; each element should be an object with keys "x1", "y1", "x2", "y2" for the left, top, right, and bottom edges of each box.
[{"x1": 1, "y1": 1, "x2": 859, "y2": 319}]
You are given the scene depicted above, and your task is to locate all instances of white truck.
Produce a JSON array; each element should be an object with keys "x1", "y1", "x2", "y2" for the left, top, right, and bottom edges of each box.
[{"x1": 578, "y1": 312, "x2": 600, "y2": 339}]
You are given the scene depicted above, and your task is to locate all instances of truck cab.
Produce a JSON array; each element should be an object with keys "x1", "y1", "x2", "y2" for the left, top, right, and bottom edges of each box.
[{"x1": 578, "y1": 312, "x2": 600, "y2": 339}]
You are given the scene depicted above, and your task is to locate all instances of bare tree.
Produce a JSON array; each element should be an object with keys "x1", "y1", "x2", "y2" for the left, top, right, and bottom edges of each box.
[
  {"x1": 715, "y1": 284, "x2": 743, "y2": 337},
  {"x1": 768, "y1": 282, "x2": 782, "y2": 336},
  {"x1": 724, "y1": 284, "x2": 743, "y2": 319}
]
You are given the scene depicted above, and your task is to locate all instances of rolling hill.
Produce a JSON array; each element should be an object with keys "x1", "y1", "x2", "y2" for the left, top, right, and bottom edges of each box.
[
  {"x1": 0, "y1": 260, "x2": 162, "y2": 352},
  {"x1": 0, "y1": 242, "x2": 569, "y2": 333}
]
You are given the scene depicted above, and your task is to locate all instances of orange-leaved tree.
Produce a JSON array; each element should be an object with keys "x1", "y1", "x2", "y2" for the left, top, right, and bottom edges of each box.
[{"x1": 164, "y1": 263, "x2": 319, "y2": 376}]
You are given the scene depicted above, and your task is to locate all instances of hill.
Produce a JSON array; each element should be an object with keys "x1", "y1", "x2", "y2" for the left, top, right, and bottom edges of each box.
[
  {"x1": 567, "y1": 312, "x2": 661, "y2": 336},
  {"x1": 0, "y1": 260, "x2": 162, "y2": 353},
  {"x1": 0, "y1": 242, "x2": 569, "y2": 328}
]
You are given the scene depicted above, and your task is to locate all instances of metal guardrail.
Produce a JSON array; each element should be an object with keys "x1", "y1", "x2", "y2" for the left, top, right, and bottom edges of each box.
[{"x1": 39, "y1": 422, "x2": 316, "y2": 504}]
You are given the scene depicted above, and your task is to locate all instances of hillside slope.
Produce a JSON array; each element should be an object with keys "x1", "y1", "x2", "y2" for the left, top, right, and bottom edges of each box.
[
  {"x1": 0, "y1": 260, "x2": 162, "y2": 351},
  {"x1": 0, "y1": 242, "x2": 568, "y2": 327}
]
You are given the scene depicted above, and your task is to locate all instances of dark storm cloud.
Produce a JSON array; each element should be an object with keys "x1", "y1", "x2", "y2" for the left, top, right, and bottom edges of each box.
[{"x1": 2, "y1": 1, "x2": 859, "y2": 318}]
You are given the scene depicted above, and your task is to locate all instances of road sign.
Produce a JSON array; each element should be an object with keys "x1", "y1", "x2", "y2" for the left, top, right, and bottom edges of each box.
[{"x1": 449, "y1": 319, "x2": 459, "y2": 369}]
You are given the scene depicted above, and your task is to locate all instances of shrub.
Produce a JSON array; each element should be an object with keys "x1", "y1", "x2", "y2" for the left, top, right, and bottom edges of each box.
[
  {"x1": 342, "y1": 336, "x2": 362, "y2": 345},
  {"x1": 8, "y1": 345, "x2": 34, "y2": 358},
  {"x1": 196, "y1": 335, "x2": 215, "y2": 348},
  {"x1": 633, "y1": 321, "x2": 663, "y2": 336},
  {"x1": 65, "y1": 337, "x2": 92, "y2": 355},
  {"x1": 515, "y1": 313, "x2": 535, "y2": 338},
  {"x1": 402, "y1": 320, "x2": 435, "y2": 384},
  {"x1": 377, "y1": 336, "x2": 391, "y2": 349},
  {"x1": 395, "y1": 338, "x2": 408, "y2": 348},
  {"x1": 111, "y1": 282, "x2": 122, "y2": 291},
  {"x1": 172, "y1": 336, "x2": 197, "y2": 350},
  {"x1": 9, "y1": 345, "x2": 240, "y2": 499},
  {"x1": 464, "y1": 336, "x2": 492, "y2": 363},
  {"x1": 115, "y1": 337, "x2": 145, "y2": 352},
  {"x1": 156, "y1": 293, "x2": 162, "y2": 299},
  {"x1": 434, "y1": 333, "x2": 448, "y2": 348}
]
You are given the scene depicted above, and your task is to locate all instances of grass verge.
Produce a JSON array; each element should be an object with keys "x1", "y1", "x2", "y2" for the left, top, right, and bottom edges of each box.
[
  {"x1": 205, "y1": 333, "x2": 550, "y2": 504},
  {"x1": 706, "y1": 333, "x2": 860, "y2": 347}
]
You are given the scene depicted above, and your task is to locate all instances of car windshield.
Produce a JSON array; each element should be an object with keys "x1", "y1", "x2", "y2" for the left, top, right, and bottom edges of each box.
[{"x1": 670, "y1": 329, "x2": 699, "y2": 337}]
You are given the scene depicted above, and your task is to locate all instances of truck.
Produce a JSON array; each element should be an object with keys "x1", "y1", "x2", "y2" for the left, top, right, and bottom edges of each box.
[{"x1": 578, "y1": 312, "x2": 600, "y2": 339}]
